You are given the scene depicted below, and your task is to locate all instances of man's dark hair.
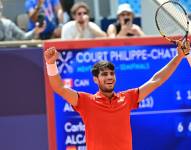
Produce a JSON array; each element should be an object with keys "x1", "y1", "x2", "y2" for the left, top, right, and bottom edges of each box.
[{"x1": 91, "y1": 61, "x2": 115, "y2": 77}]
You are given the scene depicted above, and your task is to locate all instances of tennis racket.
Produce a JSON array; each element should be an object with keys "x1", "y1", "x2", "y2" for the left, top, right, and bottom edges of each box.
[{"x1": 155, "y1": 0, "x2": 191, "y2": 66}]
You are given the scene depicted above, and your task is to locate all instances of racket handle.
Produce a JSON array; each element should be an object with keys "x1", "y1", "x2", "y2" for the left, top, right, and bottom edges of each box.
[{"x1": 186, "y1": 53, "x2": 191, "y2": 67}]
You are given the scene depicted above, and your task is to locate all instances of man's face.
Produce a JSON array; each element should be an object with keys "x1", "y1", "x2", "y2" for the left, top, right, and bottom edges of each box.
[
  {"x1": 74, "y1": 7, "x2": 88, "y2": 24},
  {"x1": 95, "y1": 68, "x2": 116, "y2": 93}
]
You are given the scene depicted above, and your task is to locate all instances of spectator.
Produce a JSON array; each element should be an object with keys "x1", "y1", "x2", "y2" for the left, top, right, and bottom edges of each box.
[
  {"x1": 61, "y1": 2, "x2": 106, "y2": 40},
  {"x1": 107, "y1": 3, "x2": 144, "y2": 38},
  {"x1": 0, "y1": 0, "x2": 45, "y2": 41},
  {"x1": 25, "y1": 0, "x2": 63, "y2": 39}
]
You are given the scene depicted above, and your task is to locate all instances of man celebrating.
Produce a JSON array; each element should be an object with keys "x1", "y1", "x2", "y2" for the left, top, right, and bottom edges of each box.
[{"x1": 44, "y1": 41, "x2": 190, "y2": 150}]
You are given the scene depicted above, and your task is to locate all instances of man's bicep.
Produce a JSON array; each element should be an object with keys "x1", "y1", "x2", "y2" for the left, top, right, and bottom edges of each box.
[
  {"x1": 138, "y1": 80, "x2": 158, "y2": 102},
  {"x1": 60, "y1": 87, "x2": 79, "y2": 106}
]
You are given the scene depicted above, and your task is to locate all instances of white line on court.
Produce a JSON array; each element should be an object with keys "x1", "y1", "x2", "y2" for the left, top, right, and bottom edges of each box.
[
  {"x1": 69, "y1": 109, "x2": 191, "y2": 118},
  {"x1": 131, "y1": 109, "x2": 191, "y2": 115}
]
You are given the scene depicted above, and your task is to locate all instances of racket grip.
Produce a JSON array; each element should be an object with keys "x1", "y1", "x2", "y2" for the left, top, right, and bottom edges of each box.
[{"x1": 186, "y1": 53, "x2": 191, "y2": 67}]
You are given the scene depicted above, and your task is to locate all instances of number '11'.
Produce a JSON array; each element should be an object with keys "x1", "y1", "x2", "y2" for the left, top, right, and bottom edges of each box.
[{"x1": 176, "y1": 90, "x2": 191, "y2": 100}]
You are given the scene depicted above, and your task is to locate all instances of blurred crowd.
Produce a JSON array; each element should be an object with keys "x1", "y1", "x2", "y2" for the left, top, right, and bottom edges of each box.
[{"x1": 0, "y1": 0, "x2": 145, "y2": 41}]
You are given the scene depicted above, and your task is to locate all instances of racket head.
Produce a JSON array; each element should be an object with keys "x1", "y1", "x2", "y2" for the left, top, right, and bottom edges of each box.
[{"x1": 155, "y1": 1, "x2": 189, "y2": 43}]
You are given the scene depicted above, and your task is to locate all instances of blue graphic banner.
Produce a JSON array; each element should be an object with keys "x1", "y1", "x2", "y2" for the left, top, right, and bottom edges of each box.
[{"x1": 54, "y1": 44, "x2": 191, "y2": 150}]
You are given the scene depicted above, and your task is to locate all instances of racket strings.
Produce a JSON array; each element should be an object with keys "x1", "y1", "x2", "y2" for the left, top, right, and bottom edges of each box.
[{"x1": 156, "y1": 2, "x2": 188, "y2": 40}]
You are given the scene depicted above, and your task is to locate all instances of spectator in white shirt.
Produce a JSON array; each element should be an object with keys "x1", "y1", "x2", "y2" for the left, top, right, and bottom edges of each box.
[{"x1": 61, "y1": 2, "x2": 106, "y2": 40}]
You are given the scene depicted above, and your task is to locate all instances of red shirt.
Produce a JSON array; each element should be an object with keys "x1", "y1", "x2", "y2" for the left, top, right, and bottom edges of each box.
[{"x1": 73, "y1": 88, "x2": 139, "y2": 150}]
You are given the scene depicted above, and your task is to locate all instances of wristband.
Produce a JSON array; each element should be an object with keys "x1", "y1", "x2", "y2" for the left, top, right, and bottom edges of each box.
[{"x1": 46, "y1": 63, "x2": 59, "y2": 76}]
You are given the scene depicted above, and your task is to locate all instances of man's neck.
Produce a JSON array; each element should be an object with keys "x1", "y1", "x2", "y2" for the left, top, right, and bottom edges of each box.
[{"x1": 99, "y1": 90, "x2": 114, "y2": 100}]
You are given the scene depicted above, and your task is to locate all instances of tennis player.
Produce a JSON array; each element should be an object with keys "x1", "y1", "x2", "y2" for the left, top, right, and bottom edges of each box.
[{"x1": 44, "y1": 41, "x2": 190, "y2": 150}]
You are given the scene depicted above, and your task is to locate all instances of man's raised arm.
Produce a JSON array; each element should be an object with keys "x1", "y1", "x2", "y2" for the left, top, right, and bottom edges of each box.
[
  {"x1": 138, "y1": 41, "x2": 190, "y2": 102},
  {"x1": 44, "y1": 47, "x2": 78, "y2": 106}
]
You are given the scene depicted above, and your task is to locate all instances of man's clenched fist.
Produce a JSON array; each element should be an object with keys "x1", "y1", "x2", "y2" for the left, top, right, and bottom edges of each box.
[{"x1": 44, "y1": 47, "x2": 58, "y2": 64}]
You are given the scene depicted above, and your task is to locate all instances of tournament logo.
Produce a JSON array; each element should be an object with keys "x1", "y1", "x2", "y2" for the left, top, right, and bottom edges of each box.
[{"x1": 57, "y1": 51, "x2": 74, "y2": 74}]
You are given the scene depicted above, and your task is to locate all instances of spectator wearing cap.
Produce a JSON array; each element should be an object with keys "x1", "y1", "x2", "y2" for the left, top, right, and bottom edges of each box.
[
  {"x1": 61, "y1": 2, "x2": 106, "y2": 40},
  {"x1": 107, "y1": 3, "x2": 144, "y2": 38}
]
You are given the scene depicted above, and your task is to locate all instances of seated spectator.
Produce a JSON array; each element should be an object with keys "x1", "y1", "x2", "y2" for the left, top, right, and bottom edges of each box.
[
  {"x1": 107, "y1": 3, "x2": 144, "y2": 38},
  {"x1": 61, "y1": 2, "x2": 106, "y2": 40},
  {"x1": 0, "y1": 0, "x2": 45, "y2": 41},
  {"x1": 25, "y1": 0, "x2": 63, "y2": 39}
]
